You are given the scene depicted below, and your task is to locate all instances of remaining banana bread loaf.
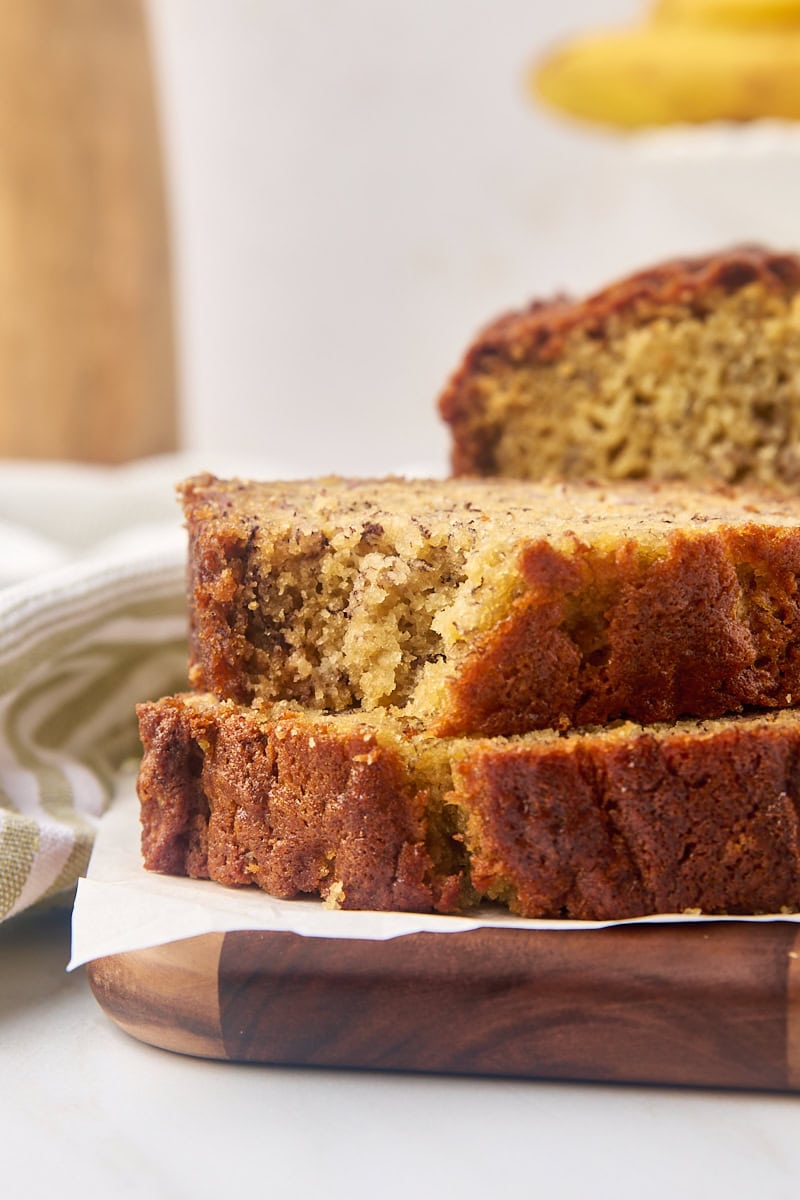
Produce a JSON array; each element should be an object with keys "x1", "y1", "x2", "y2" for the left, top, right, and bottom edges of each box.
[
  {"x1": 438, "y1": 247, "x2": 800, "y2": 489},
  {"x1": 137, "y1": 692, "x2": 800, "y2": 920},
  {"x1": 182, "y1": 472, "x2": 800, "y2": 737}
]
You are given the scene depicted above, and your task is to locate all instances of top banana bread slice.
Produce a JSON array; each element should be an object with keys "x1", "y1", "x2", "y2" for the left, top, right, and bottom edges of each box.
[
  {"x1": 182, "y1": 472, "x2": 800, "y2": 737},
  {"x1": 438, "y1": 246, "x2": 800, "y2": 489}
]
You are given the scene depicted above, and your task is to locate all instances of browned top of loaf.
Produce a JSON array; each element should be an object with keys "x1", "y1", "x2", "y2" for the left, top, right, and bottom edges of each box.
[
  {"x1": 438, "y1": 245, "x2": 800, "y2": 418},
  {"x1": 180, "y1": 470, "x2": 800, "y2": 536}
]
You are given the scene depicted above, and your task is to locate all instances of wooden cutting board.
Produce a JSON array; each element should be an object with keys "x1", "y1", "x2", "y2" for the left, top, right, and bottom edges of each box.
[{"x1": 87, "y1": 921, "x2": 800, "y2": 1091}]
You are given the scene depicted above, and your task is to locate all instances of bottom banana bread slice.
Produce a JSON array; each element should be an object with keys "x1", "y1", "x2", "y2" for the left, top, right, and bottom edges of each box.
[{"x1": 136, "y1": 693, "x2": 800, "y2": 920}]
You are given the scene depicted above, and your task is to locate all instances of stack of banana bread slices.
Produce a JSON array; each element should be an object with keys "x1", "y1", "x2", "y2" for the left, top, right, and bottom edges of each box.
[
  {"x1": 138, "y1": 246, "x2": 800, "y2": 920},
  {"x1": 137, "y1": 471, "x2": 800, "y2": 920}
]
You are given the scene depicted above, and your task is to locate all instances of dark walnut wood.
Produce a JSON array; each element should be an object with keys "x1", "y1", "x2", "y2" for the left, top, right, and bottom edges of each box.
[{"x1": 88, "y1": 922, "x2": 800, "y2": 1091}]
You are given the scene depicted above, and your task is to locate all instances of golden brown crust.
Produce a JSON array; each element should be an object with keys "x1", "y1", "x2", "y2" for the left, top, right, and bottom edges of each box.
[
  {"x1": 449, "y1": 247, "x2": 800, "y2": 374},
  {"x1": 137, "y1": 697, "x2": 210, "y2": 877},
  {"x1": 438, "y1": 246, "x2": 800, "y2": 477},
  {"x1": 439, "y1": 524, "x2": 800, "y2": 736},
  {"x1": 180, "y1": 473, "x2": 260, "y2": 702},
  {"x1": 458, "y1": 719, "x2": 800, "y2": 919},
  {"x1": 136, "y1": 695, "x2": 463, "y2": 913},
  {"x1": 137, "y1": 694, "x2": 800, "y2": 920}
]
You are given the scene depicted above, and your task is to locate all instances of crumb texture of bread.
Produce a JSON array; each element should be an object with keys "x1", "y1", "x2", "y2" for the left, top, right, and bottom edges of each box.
[
  {"x1": 438, "y1": 247, "x2": 800, "y2": 490},
  {"x1": 137, "y1": 695, "x2": 800, "y2": 920},
  {"x1": 182, "y1": 472, "x2": 800, "y2": 736}
]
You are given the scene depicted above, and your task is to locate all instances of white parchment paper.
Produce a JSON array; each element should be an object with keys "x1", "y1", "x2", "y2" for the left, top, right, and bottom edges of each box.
[{"x1": 68, "y1": 767, "x2": 800, "y2": 969}]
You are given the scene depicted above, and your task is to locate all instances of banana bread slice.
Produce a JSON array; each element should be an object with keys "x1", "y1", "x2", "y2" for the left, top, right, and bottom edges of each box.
[
  {"x1": 137, "y1": 693, "x2": 800, "y2": 920},
  {"x1": 438, "y1": 246, "x2": 800, "y2": 489},
  {"x1": 136, "y1": 693, "x2": 465, "y2": 914},
  {"x1": 182, "y1": 472, "x2": 800, "y2": 736}
]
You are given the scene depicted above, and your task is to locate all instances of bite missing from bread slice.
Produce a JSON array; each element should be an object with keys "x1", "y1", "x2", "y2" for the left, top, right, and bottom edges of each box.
[{"x1": 183, "y1": 472, "x2": 800, "y2": 737}]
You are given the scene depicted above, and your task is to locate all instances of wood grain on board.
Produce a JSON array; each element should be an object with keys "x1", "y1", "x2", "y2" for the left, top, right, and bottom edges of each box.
[{"x1": 88, "y1": 921, "x2": 800, "y2": 1091}]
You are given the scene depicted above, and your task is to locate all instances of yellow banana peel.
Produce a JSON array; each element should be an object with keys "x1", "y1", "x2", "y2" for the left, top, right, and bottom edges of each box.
[
  {"x1": 533, "y1": 26, "x2": 800, "y2": 129},
  {"x1": 651, "y1": 0, "x2": 800, "y2": 28}
]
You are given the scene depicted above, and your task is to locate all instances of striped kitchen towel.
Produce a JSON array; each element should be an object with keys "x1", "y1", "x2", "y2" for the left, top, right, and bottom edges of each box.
[
  {"x1": 0, "y1": 532, "x2": 188, "y2": 922},
  {"x1": 0, "y1": 455, "x2": 316, "y2": 923}
]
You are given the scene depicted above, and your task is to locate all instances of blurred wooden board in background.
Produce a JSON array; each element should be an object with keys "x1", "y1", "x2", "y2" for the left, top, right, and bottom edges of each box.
[{"x1": 0, "y1": 0, "x2": 176, "y2": 463}]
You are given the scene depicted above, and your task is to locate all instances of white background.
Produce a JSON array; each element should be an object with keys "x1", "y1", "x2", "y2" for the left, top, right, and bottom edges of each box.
[
  {"x1": 143, "y1": 0, "x2": 700, "y2": 476},
  {"x1": 145, "y1": 0, "x2": 800, "y2": 479}
]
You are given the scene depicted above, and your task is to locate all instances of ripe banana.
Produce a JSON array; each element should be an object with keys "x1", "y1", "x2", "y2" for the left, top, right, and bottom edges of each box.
[
  {"x1": 533, "y1": 26, "x2": 800, "y2": 128},
  {"x1": 651, "y1": 0, "x2": 800, "y2": 27}
]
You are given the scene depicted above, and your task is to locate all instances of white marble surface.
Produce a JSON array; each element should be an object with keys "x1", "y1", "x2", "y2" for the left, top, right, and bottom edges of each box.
[{"x1": 3, "y1": 905, "x2": 800, "y2": 1200}]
